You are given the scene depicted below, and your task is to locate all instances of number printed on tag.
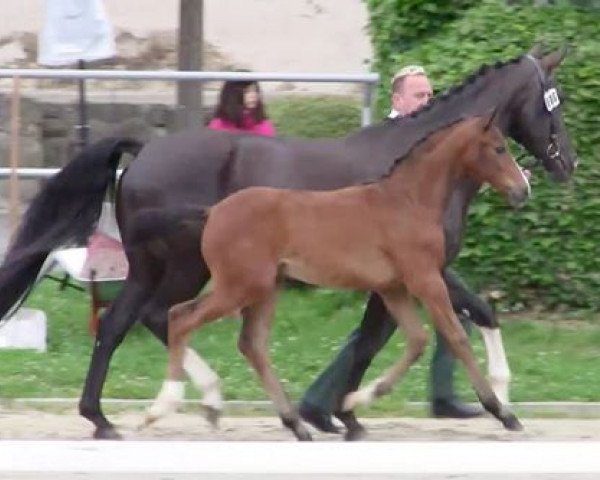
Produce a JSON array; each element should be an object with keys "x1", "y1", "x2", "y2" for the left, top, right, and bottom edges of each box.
[{"x1": 544, "y1": 88, "x2": 560, "y2": 112}]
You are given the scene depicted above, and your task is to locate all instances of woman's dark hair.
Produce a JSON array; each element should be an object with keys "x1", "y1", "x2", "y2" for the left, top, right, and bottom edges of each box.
[{"x1": 212, "y1": 80, "x2": 267, "y2": 127}]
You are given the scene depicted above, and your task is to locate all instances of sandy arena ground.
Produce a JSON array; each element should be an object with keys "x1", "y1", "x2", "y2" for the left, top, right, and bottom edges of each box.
[{"x1": 1, "y1": 409, "x2": 600, "y2": 441}]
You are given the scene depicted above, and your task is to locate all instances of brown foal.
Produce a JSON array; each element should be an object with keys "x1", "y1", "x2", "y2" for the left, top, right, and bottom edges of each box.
[{"x1": 147, "y1": 113, "x2": 530, "y2": 440}]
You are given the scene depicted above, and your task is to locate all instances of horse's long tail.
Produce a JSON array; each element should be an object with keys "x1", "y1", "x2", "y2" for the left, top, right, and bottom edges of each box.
[{"x1": 0, "y1": 137, "x2": 144, "y2": 323}]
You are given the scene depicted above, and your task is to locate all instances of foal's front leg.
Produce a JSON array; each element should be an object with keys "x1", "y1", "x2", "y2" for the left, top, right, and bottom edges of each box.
[
  {"x1": 413, "y1": 274, "x2": 522, "y2": 431},
  {"x1": 239, "y1": 293, "x2": 312, "y2": 441},
  {"x1": 342, "y1": 290, "x2": 427, "y2": 410}
]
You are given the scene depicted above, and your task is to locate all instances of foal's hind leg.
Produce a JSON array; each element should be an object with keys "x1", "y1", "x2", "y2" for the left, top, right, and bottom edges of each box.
[
  {"x1": 238, "y1": 292, "x2": 312, "y2": 441},
  {"x1": 146, "y1": 291, "x2": 236, "y2": 425},
  {"x1": 411, "y1": 273, "x2": 522, "y2": 431},
  {"x1": 343, "y1": 290, "x2": 427, "y2": 412},
  {"x1": 141, "y1": 300, "x2": 223, "y2": 427},
  {"x1": 140, "y1": 261, "x2": 223, "y2": 426}
]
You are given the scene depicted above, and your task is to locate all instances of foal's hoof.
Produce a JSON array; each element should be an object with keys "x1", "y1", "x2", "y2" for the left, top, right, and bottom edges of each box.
[
  {"x1": 202, "y1": 405, "x2": 222, "y2": 429},
  {"x1": 139, "y1": 413, "x2": 159, "y2": 430},
  {"x1": 93, "y1": 426, "x2": 122, "y2": 440},
  {"x1": 502, "y1": 414, "x2": 524, "y2": 431}
]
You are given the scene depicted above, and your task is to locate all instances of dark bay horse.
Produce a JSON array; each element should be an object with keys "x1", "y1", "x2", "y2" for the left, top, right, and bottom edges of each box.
[
  {"x1": 145, "y1": 114, "x2": 530, "y2": 440},
  {"x1": 0, "y1": 46, "x2": 576, "y2": 439}
]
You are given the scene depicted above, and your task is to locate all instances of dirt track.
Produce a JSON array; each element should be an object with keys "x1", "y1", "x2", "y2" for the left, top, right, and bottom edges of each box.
[{"x1": 2, "y1": 408, "x2": 600, "y2": 441}]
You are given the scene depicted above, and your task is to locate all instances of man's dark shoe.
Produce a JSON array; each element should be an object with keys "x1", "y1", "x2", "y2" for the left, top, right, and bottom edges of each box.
[
  {"x1": 299, "y1": 403, "x2": 341, "y2": 434},
  {"x1": 431, "y1": 398, "x2": 484, "y2": 419}
]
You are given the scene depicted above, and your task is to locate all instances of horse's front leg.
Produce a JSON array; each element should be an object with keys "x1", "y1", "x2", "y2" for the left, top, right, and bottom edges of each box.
[
  {"x1": 342, "y1": 289, "x2": 427, "y2": 410},
  {"x1": 443, "y1": 268, "x2": 511, "y2": 403},
  {"x1": 477, "y1": 326, "x2": 510, "y2": 404},
  {"x1": 415, "y1": 273, "x2": 521, "y2": 431}
]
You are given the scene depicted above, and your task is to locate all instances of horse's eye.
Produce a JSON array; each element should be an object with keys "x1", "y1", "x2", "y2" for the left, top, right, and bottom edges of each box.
[{"x1": 495, "y1": 145, "x2": 506, "y2": 154}]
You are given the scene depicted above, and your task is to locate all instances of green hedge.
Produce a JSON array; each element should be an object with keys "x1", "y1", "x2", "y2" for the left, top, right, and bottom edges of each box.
[
  {"x1": 364, "y1": 0, "x2": 600, "y2": 309},
  {"x1": 269, "y1": 95, "x2": 361, "y2": 138}
]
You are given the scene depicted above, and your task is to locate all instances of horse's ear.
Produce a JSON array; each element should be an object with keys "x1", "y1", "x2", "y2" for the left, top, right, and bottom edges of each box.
[
  {"x1": 540, "y1": 44, "x2": 568, "y2": 72},
  {"x1": 528, "y1": 42, "x2": 544, "y2": 59}
]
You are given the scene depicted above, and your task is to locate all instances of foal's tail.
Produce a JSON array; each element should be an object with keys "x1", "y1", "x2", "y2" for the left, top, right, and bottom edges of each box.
[{"x1": 0, "y1": 137, "x2": 144, "y2": 324}]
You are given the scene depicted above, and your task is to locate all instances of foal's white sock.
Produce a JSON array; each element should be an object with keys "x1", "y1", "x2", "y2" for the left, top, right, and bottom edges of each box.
[
  {"x1": 342, "y1": 383, "x2": 378, "y2": 411},
  {"x1": 183, "y1": 348, "x2": 223, "y2": 411},
  {"x1": 146, "y1": 380, "x2": 185, "y2": 422}
]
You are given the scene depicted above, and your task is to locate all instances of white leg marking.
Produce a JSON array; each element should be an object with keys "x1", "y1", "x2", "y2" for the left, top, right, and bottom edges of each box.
[
  {"x1": 183, "y1": 348, "x2": 223, "y2": 411},
  {"x1": 145, "y1": 380, "x2": 185, "y2": 424},
  {"x1": 478, "y1": 326, "x2": 511, "y2": 404},
  {"x1": 342, "y1": 382, "x2": 378, "y2": 411}
]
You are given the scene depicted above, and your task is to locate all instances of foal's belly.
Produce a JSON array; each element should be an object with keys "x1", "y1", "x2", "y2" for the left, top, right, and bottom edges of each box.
[{"x1": 280, "y1": 252, "x2": 397, "y2": 291}]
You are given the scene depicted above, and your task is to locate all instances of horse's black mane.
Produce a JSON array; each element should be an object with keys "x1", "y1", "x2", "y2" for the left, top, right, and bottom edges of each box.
[
  {"x1": 402, "y1": 54, "x2": 523, "y2": 122},
  {"x1": 348, "y1": 53, "x2": 526, "y2": 183}
]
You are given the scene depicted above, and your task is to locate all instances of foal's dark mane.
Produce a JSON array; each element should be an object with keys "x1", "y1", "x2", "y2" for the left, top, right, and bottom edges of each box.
[{"x1": 376, "y1": 117, "x2": 467, "y2": 182}]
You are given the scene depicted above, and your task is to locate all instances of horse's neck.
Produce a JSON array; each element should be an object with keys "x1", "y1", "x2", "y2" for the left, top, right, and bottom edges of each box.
[
  {"x1": 380, "y1": 127, "x2": 471, "y2": 215},
  {"x1": 351, "y1": 58, "x2": 530, "y2": 167}
]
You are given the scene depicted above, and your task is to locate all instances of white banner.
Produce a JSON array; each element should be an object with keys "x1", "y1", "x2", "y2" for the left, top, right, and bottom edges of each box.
[{"x1": 38, "y1": 0, "x2": 116, "y2": 66}]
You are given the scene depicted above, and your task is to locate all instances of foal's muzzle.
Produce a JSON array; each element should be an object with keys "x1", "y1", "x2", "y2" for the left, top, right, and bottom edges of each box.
[{"x1": 507, "y1": 185, "x2": 530, "y2": 208}]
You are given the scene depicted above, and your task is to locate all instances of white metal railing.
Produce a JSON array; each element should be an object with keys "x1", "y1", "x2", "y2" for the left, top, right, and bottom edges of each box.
[
  {"x1": 0, "y1": 69, "x2": 380, "y2": 181},
  {"x1": 0, "y1": 68, "x2": 379, "y2": 126}
]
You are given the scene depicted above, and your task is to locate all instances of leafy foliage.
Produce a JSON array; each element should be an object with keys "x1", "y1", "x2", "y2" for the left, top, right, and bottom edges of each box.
[
  {"x1": 364, "y1": 0, "x2": 478, "y2": 112},
  {"x1": 269, "y1": 95, "x2": 361, "y2": 138},
  {"x1": 364, "y1": 0, "x2": 600, "y2": 309}
]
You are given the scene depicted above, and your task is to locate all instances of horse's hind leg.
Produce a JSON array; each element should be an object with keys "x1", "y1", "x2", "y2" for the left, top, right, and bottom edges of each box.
[
  {"x1": 444, "y1": 268, "x2": 510, "y2": 403},
  {"x1": 79, "y1": 281, "x2": 150, "y2": 439},
  {"x1": 412, "y1": 273, "x2": 522, "y2": 431},
  {"x1": 342, "y1": 290, "x2": 427, "y2": 413},
  {"x1": 238, "y1": 291, "x2": 312, "y2": 441}
]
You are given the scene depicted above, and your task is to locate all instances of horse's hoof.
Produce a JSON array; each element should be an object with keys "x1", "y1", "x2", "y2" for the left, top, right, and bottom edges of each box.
[
  {"x1": 203, "y1": 405, "x2": 222, "y2": 429},
  {"x1": 502, "y1": 414, "x2": 523, "y2": 431},
  {"x1": 93, "y1": 426, "x2": 122, "y2": 440},
  {"x1": 344, "y1": 424, "x2": 367, "y2": 441}
]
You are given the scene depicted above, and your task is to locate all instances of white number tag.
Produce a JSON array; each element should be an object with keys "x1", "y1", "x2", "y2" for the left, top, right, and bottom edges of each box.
[{"x1": 544, "y1": 88, "x2": 560, "y2": 112}]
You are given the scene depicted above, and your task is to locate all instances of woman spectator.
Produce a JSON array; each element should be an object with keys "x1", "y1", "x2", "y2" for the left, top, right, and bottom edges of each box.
[{"x1": 208, "y1": 79, "x2": 275, "y2": 136}]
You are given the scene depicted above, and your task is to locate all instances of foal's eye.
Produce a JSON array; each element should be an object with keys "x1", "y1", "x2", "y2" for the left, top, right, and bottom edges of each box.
[{"x1": 494, "y1": 146, "x2": 506, "y2": 154}]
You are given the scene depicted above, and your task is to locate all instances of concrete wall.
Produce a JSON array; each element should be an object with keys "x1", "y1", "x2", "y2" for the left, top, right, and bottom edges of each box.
[{"x1": 0, "y1": 94, "x2": 213, "y2": 201}]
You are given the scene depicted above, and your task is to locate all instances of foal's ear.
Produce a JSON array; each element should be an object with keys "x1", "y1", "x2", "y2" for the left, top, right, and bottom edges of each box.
[
  {"x1": 540, "y1": 44, "x2": 568, "y2": 72},
  {"x1": 481, "y1": 107, "x2": 499, "y2": 131}
]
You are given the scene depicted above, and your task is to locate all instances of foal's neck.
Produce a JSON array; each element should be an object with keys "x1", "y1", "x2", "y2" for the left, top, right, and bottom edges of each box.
[{"x1": 380, "y1": 124, "x2": 474, "y2": 216}]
